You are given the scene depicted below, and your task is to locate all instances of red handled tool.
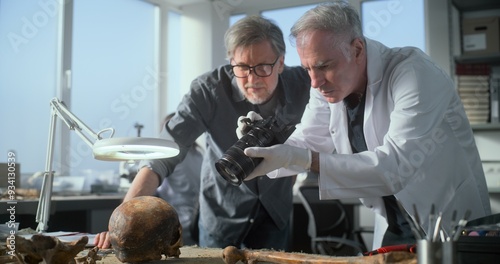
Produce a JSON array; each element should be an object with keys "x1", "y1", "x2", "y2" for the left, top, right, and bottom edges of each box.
[{"x1": 363, "y1": 244, "x2": 416, "y2": 256}]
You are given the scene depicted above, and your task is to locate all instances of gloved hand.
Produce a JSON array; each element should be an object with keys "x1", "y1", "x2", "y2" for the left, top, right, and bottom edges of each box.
[
  {"x1": 236, "y1": 111, "x2": 263, "y2": 139},
  {"x1": 243, "y1": 144, "x2": 311, "y2": 181}
]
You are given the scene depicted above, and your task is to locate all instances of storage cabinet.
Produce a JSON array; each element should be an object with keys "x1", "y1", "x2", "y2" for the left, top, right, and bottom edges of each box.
[
  {"x1": 451, "y1": 0, "x2": 500, "y2": 215},
  {"x1": 451, "y1": 0, "x2": 500, "y2": 130}
]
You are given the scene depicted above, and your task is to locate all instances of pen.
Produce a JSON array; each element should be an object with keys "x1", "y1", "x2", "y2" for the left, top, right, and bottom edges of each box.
[
  {"x1": 413, "y1": 204, "x2": 421, "y2": 226},
  {"x1": 452, "y1": 209, "x2": 471, "y2": 241},
  {"x1": 446, "y1": 210, "x2": 458, "y2": 241},
  {"x1": 427, "y1": 204, "x2": 435, "y2": 240},
  {"x1": 432, "y1": 212, "x2": 443, "y2": 242},
  {"x1": 411, "y1": 203, "x2": 427, "y2": 237},
  {"x1": 395, "y1": 200, "x2": 425, "y2": 240},
  {"x1": 440, "y1": 229, "x2": 446, "y2": 242}
]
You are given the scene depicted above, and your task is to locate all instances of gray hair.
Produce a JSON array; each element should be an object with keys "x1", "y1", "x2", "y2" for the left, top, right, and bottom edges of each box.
[
  {"x1": 290, "y1": 1, "x2": 364, "y2": 46},
  {"x1": 224, "y1": 15, "x2": 286, "y2": 60}
]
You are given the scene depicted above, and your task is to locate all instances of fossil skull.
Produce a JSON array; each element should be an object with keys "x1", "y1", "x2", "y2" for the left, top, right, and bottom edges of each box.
[{"x1": 108, "y1": 196, "x2": 183, "y2": 263}]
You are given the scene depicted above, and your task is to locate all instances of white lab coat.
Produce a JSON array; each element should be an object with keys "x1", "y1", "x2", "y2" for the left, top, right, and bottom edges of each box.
[{"x1": 280, "y1": 39, "x2": 491, "y2": 249}]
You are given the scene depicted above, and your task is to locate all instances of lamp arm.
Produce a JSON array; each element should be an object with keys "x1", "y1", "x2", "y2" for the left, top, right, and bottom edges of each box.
[
  {"x1": 36, "y1": 97, "x2": 179, "y2": 232},
  {"x1": 35, "y1": 107, "x2": 57, "y2": 233},
  {"x1": 50, "y1": 98, "x2": 115, "y2": 147},
  {"x1": 36, "y1": 98, "x2": 115, "y2": 232}
]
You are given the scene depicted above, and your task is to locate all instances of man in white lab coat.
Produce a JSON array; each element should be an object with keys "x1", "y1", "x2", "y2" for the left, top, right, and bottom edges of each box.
[{"x1": 237, "y1": 1, "x2": 491, "y2": 249}]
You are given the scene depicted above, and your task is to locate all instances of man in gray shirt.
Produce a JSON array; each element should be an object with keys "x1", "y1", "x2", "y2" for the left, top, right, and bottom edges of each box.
[{"x1": 95, "y1": 15, "x2": 310, "y2": 250}]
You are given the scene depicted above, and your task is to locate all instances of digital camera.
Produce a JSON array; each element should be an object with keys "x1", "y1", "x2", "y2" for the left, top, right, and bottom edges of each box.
[{"x1": 215, "y1": 115, "x2": 295, "y2": 186}]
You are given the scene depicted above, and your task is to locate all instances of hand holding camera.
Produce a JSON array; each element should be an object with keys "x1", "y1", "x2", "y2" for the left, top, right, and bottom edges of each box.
[
  {"x1": 236, "y1": 111, "x2": 263, "y2": 139},
  {"x1": 216, "y1": 111, "x2": 310, "y2": 186},
  {"x1": 243, "y1": 144, "x2": 312, "y2": 181}
]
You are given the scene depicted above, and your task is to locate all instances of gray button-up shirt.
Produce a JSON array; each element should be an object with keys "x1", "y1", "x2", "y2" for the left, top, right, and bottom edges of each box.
[{"x1": 142, "y1": 64, "x2": 310, "y2": 244}]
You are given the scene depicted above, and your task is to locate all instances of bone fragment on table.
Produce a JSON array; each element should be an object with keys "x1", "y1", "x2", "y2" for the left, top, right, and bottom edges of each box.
[
  {"x1": 74, "y1": 246, "x2": 102, "y2": 264},
  {"x1": 222, "y1": 246, "x2": 417, "y2": 264},
  {"x1": 7, "y1": 234, "x2": 88, "y2": 264}
]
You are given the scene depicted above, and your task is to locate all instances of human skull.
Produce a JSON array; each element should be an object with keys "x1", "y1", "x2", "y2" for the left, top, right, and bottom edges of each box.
[{"x1": 108, "y1": 196, "x2": 183, "y2": 263}]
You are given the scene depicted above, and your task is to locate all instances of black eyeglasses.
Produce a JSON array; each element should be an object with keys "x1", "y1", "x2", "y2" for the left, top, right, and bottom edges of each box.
[{"x1": 231, "y1": 56, "x2": 280, "y2": 78}]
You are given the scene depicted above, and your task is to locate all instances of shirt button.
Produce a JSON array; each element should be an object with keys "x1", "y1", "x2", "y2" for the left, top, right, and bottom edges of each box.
[{"x1": 249, "y1": 219, "x2": 254, "y2": 223}]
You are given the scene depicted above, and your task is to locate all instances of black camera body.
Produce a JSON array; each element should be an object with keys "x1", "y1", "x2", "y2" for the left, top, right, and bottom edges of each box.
[{"x1": 215, "y1": 115, "x2": 296, "y2": 186}]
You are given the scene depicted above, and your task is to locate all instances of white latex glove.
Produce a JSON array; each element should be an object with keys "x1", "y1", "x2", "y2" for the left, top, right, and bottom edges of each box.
[
  {"x1": 243, "y1": 144, "x2": 311, "y2": 181},
  {"x1": 236, "y1": 111, "x2": 263, "y2": 139}
]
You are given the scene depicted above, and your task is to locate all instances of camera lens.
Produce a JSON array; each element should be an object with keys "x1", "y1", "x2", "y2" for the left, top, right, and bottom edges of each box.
[
  {"x1": 215, "y1": 151, "x2": 262, "y2": 186},
  {"x1": 215, "y1": 126, "x2": 273, "y2": 186}
]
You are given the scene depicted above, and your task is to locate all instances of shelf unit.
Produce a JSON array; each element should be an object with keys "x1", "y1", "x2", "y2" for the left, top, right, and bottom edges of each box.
[
  {"x1": 455, "y1": 53, "x2": 500, "y2": 65},
  {"x1": 471, "y1": 123, "x2": 500, "y2": 131},
  {"x1": 451, "y1": 0, "x2": 500, "y2": 12},
  {"x1": 451, "y1": 0, "x2": 500, "y2": 130}
]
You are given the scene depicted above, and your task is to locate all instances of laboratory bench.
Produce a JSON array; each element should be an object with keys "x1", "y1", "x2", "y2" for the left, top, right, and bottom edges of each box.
[
  {"x1": 82, "y1": 246, "x2": 416, "y2": 264},
  {"x1": 0, "y1": 192, "x2": 362, "y2": 254},
  {"x1": 0, "y1": 193, "x2": 124, "y2": 234},
  {"x1": 2, "y1": 194, "x2": 499, "y2": 263}
]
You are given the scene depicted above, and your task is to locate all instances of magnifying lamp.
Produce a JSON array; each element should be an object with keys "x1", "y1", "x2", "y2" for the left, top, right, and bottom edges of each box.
[{"x1": 35, "y1": 97, "x2": 179, "y2": 233}]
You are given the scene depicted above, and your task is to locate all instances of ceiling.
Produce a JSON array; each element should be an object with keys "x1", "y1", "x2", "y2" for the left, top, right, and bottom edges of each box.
[
  {"x1": 159, "y1": 0, "x2": 326, "y2": 13},
  {"x1": 161, "y1": 0, "x2": 206, "y2": 7}
]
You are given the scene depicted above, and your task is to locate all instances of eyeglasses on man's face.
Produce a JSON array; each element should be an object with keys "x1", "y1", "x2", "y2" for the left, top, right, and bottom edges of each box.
[{"x1": 231, "y1": 56, "x2": 280, "y2": 78}]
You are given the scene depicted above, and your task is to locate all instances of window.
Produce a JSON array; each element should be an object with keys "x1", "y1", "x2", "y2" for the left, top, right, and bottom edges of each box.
[
  {"x1": 361, "y1": 0, "x2": 426, "y2": 52},
  {"x1": 166, "y1": 10, "x2": 182, "y2": 115},
  {"x1": 261, "y1": 4, "x2": 319, "y2": 67},
  {"x1": 229, "y1": 13, "x2": 246, "y2": 26},
  {"x1": 231, "y1": 1, "x2": 426, "y2": 59},
  {"x1": 69, "y1": 0, "x2": 159, "y2": 179},
  {"x1": 228, "y1": 4, "x2": 320, "y2": 67},
  {"x1": 0, "y1": 0, "x2": 159, "y2": 186},
  {"x1": 0, "y1": 0, "x2": 60, "y2": 176}
]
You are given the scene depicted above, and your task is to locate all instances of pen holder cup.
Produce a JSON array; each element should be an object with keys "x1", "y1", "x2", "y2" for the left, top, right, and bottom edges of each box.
[{"x1": 417, "y1": 240, "x2": 456, "y2": 264}]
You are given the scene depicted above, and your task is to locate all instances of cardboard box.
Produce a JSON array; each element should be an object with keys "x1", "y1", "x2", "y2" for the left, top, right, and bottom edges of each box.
[{"x1": 462, "y1": 16, "x2": 500, "y2": 55}]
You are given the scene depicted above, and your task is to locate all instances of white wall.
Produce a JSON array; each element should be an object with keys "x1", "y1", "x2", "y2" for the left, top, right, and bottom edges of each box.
[
  {"x1": 425, "y1": 0, "x2": 452, "y2": 75},
  {"x1": 179, "y1": 2, "x2": 227, "y2": 97}
]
